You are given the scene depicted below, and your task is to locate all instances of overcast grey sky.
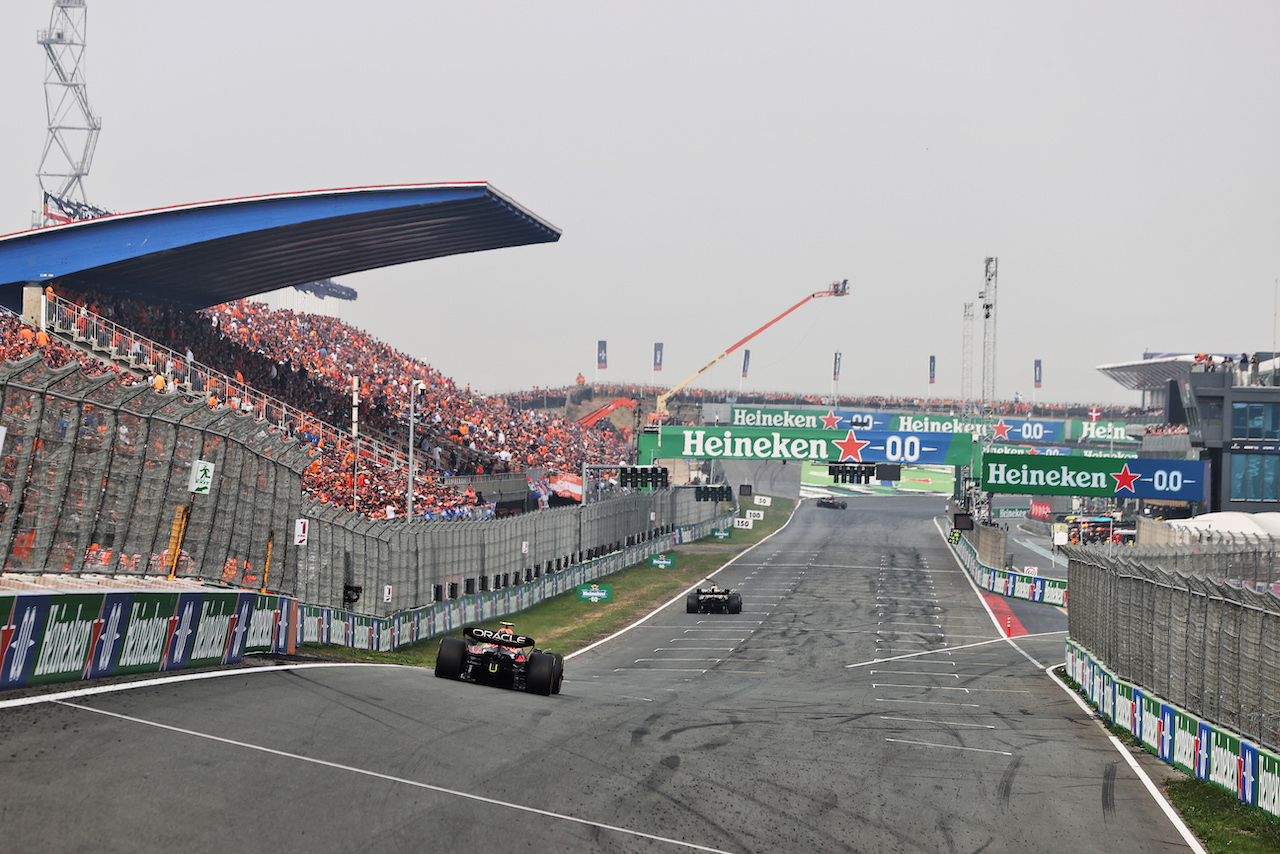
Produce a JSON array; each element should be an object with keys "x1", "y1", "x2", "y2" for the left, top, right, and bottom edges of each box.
[{"x1": 1, "y1": 2, "x2": 1276, "y2": 405}]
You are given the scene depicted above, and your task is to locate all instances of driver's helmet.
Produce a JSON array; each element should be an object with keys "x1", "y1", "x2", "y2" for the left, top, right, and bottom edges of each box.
[{"x1": 497, "y1": 621, "x2": 515, "y2": 638}]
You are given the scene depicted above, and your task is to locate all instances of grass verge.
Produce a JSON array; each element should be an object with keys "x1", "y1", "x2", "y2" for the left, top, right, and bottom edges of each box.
[
  {"x1": 1164, "y1": 778, "x2": 1280, "y2": 853},
  {"x1": 1056, "y1": 666, "x2": 1280, "y2": 853},
  {"x1": 298, "y1": 496, "x2": 796, "y2": 670}
]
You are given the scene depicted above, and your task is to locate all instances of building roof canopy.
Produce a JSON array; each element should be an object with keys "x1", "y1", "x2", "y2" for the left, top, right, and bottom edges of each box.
[{"x1": 0, "y1": 183, "x2": 561, "y2": 311}]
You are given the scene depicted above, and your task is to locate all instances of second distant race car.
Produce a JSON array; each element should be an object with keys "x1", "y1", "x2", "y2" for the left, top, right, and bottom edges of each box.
[
  {"x1": 687, "y1": 584, "x2": 743, "y2": 614},
  {"x1": 817, "y1": 496, "x2": 848, "y2": 510}
]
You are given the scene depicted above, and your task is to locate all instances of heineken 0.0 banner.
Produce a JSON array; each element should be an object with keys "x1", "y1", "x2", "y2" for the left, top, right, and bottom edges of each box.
[
  {"x1": 728, "y1": 406, "x2": 1072, "y2": 443},
  {"x1": 640, "y1": 425, "x2": 973, "y2": 465},
  {"x1": 981, "y1": 455, "x2": 1206, "y2": 501},
  {"x1": 577, "y1": 584, "x2": 613, "y2": 603},
  {"x1": 1065, "y1": 420, "x2": 1138, "y2": 443}
]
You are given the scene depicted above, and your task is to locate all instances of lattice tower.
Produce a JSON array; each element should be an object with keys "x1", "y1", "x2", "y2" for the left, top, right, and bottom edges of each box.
[
  {"x1": 36, "y1": 0, "x2": 101, "y2": 217},
  {"x1": 961, "y1": 301, "x2": 974, "y2": 408},
  {"x1": 980, "y1": 257, "x2": 998, "y2": 403}
]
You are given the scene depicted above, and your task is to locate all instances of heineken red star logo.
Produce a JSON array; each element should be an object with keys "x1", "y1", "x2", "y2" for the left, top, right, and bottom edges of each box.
[
  {"x1": 834, "y1": 429, "x2": 870, "y2": 462},
  {"x1": 820, "y1": 410, "x2": 842, "y2": 429},
  {"x1": 1111, "y1": 463, "x2": 1140, "y2": 493},
  {"x1": 993, "y1": 419, "x2": 1011, "y2": 440}
]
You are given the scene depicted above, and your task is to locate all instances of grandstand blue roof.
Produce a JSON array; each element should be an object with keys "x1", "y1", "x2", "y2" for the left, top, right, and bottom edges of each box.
[{"x1": 0, "y1": 183, "x2": 561, "y2": 311}]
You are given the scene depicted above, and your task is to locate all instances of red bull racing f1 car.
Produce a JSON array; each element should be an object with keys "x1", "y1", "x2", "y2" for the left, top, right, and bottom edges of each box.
[
  {"x1": 686, "y1": 584, "x2": 743, "y2": 614},
  {"x1": 434, "y1": 623, "x2": 564, "y2": 695}
]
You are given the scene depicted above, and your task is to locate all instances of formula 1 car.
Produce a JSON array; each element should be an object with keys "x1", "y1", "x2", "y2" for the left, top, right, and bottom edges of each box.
[
  {"x1": 434, "y1": 623, "x2": 564, "y2": 695},
  {"x1": 817, "y1": 496, "x2": 848, "y2": 510},
  {"x1": 686, "y1": 584, "x2": 742, "y2": 614}
]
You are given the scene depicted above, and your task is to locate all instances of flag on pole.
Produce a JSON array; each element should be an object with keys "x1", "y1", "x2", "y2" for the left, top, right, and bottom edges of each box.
[
  {"x1": 42, "y1": 191, "x2": 111, "y2": 225},
  {"x1": 597, "y1": 341, "x2": 607, "y2": 370},
  {"x1": 832, "y1": 351, "x2": 842, "y2": 382},
  {"x1": 1034, "y1": 359, "x2": 1042, "y2": 389},
  {"x1": 741, "y1": 350, "x2": 750, "y2": 379},
  {"x1": 653, "y1": 343, "x2": 663, "y2": 372},
  {"x1": 929, "y1": 355, "x2": 936, "y2": 385}
]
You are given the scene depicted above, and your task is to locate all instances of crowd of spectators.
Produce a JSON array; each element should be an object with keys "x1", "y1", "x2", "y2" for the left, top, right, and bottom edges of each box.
[
  {"x1": 40, "y1": 289, "x2": 633, "y2": 521},
  {"x1": 0, "y1": 310, "x2": 142, "y2": 385},
  {"x1": 515, "y1": 381, "x2": 1158, "y2": 422},
  {"x1": 1143, "y1": 423, "x2": 1189, "y2": 436}
]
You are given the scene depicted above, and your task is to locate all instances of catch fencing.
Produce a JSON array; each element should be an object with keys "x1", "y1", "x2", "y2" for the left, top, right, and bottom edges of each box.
[
  {"x1": 0, "y1": 354, "x2": 724, "y2": 617},
  {"x1": 291, "y1": 487, "x2": 722, "y2": 616},
  {"x1": 0, "y1": 354, "x2": 310, "y2": 587},
  {"x1": 1066, "y1": 544, "x2": 1280, "y2": 753}
]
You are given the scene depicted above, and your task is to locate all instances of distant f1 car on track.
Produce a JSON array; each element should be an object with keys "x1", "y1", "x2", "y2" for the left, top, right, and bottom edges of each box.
[
  {"x1": 817, "y1": 496, "x2": 848, "y2": 510},
  {"x1": 434, "y1": 623, "x2": 564, "y2": 695},
  {"x1": 687, "y1": 585, "x2": 743, "y2": 614}
]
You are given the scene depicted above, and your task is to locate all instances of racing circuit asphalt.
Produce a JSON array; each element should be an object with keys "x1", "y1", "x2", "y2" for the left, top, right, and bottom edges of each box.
[{"x1": 0, "y1": 497, "x2": 1199, "y2": 854}]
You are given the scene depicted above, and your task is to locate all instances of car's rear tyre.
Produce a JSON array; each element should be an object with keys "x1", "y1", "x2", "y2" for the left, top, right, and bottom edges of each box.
[
  {"x1": 551, "y1": 653, "x2": 564, "y2": 694},
  {"x1": 686, "y1": 592, "x2": 700, "y2": 614},
  {"x1": 526, "y1": 652, "x2": 555, "y2": 696},
  {"x1": 435, "y1": 636, "x2": 466, "y2": 680},
  {"x1": 728, "y1": 592, "x2": 743, "y2": 614}
]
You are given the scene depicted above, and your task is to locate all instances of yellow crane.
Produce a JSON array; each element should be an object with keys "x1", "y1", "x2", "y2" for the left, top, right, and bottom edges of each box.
[{"x1": 650, "y1": 279, "x2": 849, "y2": 424}]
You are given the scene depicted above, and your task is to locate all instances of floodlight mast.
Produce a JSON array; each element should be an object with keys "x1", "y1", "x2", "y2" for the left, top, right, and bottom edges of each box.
[
  {"x1": 652, "y1": 279, "x2": 849, "y2": 421},
  {"x1": 36, "y1": 0, "x2": 101, "y2": 218}
]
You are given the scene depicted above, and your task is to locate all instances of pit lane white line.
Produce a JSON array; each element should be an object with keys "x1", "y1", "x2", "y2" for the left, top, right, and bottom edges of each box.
[
  {"x1": 876, "y1": 698, "x2": 981, "y2": 708},
  {"x1": 879, "y1": 716, "x2": 995, "y2": 729},
  {"x1": 885, "y1": 737, "x2": 1012, "y2": 756},
  {"x1": 53, "y1": 699, "x2": 740, "y2": 854},
  {"x1": 660, "y1": 649, "x2": 741, "y2": 654},
  {"x1": 874, "y1": 683, "x2": 1031, "y2": 694},
  {"x1": 614, "y1": 668, "x2": 709, "y2": 673}
]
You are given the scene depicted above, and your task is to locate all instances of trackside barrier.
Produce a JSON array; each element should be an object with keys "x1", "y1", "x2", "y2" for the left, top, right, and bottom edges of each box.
[
  {"x1": 949, "y1": 525, "x2": 1068, "y2": 606},
  {"x1": 299, "y1": 511, "x2": 737, "y2": 652},
  {"x1": 0, "y1": 511, "x2": 734, "y2": 690},
  {"x1": 1067, "y1": 638, "x2": 1280, "y2": 820},
  {"x1": 0, "y1": 590, "x2": 298, "y2": 691}
]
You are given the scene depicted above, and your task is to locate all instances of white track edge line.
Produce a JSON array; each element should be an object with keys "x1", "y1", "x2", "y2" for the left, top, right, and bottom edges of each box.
[{"x1": 1045, "y1": 665, "x2": 1206, "y2": 854}]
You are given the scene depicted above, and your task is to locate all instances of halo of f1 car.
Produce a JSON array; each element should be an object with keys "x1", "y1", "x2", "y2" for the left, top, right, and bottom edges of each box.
[
  {"x1": 817, "y1": 496, "x2": 848, "y2": 510},
  {"x1": 434, "y1": 622, "x2": 564, "y2": 695},
  {"x1": 687, "y1": 584, "x2": 743, "y2": 614}
]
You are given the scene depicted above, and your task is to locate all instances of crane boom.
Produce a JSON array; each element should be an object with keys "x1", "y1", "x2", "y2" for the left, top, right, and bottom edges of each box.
[{"x1": 653, "y1": 279, "x2": 848, "y2": 419}]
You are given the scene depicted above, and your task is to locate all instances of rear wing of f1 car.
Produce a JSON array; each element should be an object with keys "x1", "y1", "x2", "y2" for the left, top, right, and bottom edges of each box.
[{"x1": 464, "y1": 627, "x2": 536, "y2": 648}]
